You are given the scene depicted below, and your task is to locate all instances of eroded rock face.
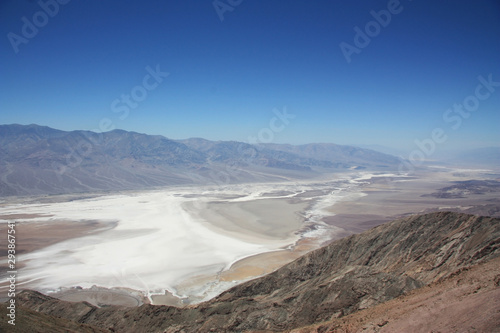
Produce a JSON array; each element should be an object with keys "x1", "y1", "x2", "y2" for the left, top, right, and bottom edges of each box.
[
  {"x1": 302, "y1": 255, "x2": 500, "y2": 333},
  {"x1": 12, "y1": 212, "x2": 500, "y2": 332}
]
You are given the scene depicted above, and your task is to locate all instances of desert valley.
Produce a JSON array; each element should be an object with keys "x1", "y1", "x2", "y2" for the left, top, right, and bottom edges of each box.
[
  {"x1": 1, "y1": 125, "x2": 500, "y2": 332},
  {"x1": 1, "y1": 1, "x2": 499, "y2": 331}
]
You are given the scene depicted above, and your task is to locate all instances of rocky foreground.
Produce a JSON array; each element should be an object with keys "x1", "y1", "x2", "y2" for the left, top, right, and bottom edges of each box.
[{"x1": 2, "y1": 211, "x2": 500, "y2": 332}]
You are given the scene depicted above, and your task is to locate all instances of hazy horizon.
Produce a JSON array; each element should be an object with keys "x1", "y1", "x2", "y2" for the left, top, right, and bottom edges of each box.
[{"x1": 1, "y1": 0, "x2": 499, "y2": 154}]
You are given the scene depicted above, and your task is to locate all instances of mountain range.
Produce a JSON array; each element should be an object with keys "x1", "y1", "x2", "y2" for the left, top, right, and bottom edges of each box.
[{"x1": 0, "y1": 124, "x2": 402, "y2": 197}]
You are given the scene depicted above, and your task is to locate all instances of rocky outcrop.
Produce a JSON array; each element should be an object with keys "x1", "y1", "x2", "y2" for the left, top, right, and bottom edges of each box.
[
  {"x1": 0, "y1": 294, "x2": 107, "y2": 333},
  {"x1": 292, "y1": 256, "x2": 500, "y2": 333},
  {"x1": 11, "y1": 212, "x2": 500, "y2": 332}
]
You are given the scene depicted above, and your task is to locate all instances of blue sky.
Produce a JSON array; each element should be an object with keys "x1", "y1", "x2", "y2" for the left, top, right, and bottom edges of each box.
[{"x1": 1, "y1": 0, "x2": 499, "y2": 153}]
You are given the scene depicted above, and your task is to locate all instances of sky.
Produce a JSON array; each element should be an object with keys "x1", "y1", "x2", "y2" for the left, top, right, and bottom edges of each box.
[{"x1": 1, "y1": 0, "x2": 499, "y2": 154}]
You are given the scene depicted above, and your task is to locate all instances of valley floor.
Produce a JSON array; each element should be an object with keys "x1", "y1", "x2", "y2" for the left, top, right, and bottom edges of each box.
[{"x1": 0, "y1": 165, "x2": 499, "y2": 308}]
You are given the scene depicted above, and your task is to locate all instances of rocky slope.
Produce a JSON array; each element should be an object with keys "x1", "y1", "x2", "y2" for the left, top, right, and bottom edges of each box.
[
  {"x1": 292, "y1": 256, "x2": 500, "y2": 333},
  {"x1": 7, "y1": 211, "x2": 500, "y2": 332}
]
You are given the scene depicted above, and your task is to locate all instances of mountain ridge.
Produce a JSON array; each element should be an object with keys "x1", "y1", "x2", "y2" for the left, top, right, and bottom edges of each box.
[{"x1": 0, "y1": 124, "x2": 402, "y2": 197}]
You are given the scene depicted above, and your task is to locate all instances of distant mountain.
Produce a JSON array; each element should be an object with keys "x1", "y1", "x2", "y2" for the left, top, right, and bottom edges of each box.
[
  {"x1": 355, "y1": 143, "x2": 407, "y2": 157},
  {"x1": 179, "y1": 139, "x2": 333, "y2": 169},
  {"x1": 0, "y1": 125, "x2": 206, "y2": 196},
  {"x1": 260, "y1": 142, "x2": 402, "y2": 168},
  {"x1": 0, "y1": 124, "x2": 403, "y2": 196},
  {"x1": 10, "y1": 212, "x2": 500, "y2": 332}
]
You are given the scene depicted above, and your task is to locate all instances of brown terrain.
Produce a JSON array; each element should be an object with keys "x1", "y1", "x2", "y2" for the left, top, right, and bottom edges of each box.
[
  {"x1": 293, "y1": 256, "x2": 500, "y2": 333},
  {"x1": 2, "y1": 211, "x2": 499, "y2": 332}
]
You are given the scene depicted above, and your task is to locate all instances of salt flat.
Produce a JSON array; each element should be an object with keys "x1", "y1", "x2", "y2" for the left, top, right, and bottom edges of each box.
[{"x1": 0, "y1": 172, "x2": 403, "y2": 304}]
